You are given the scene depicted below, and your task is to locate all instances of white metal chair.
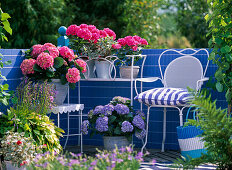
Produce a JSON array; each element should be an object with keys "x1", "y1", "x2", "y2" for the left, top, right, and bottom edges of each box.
[{"x1": 134, "y1": 48, "x2": 209, "y2": 153}]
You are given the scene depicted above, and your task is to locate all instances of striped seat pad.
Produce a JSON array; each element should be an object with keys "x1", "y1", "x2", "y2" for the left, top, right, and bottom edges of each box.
[{"x1": 134, "y1": 88, "x2": 192, "y2": 106}]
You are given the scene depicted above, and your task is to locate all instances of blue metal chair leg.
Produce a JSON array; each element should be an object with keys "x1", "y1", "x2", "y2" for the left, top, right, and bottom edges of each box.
[{"x1": 141, "y1": 106, "x2": 151, "y2": 153}]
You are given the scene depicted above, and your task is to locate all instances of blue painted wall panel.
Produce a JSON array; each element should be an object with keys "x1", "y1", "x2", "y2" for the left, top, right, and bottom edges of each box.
[{"x1": 0, "y1": 49, "x2": 226, "y2": 151}]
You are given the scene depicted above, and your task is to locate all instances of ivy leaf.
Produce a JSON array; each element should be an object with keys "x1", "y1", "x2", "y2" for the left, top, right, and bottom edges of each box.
[
  {"x1": 215, "y1": 38, "x2": 223, "y2": 45},
  {"x1": 54, "y1": 57, "x2": 64, "y2": 69},
  {"x1": 209, "y1": 52, "x2": 215, "y2": 60},
  {"x1": 225, "y1": 89, "x2": 232, "y2": 103},
  {"x1": 221, "y1": 45, "x2": 231, "y2": 53},
  {"x1": 215, "y1": 70, "x2": 223, "y2": 81},
  {"x1": 216, "y1": 82, "x2": 223, "y2": 92}
]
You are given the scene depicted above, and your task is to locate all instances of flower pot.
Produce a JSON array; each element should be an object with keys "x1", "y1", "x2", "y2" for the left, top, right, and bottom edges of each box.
[
  {"x1": 49, "y1": 79, "x2": 68, "y2": 105},
  {"x1": 103, "y1": 136, "x2": 130, "y2": 150},
  {"x1": 5, "y1": 161, "x2": 26, "y2": 170},
  {"x1": 119, "y1": 66, "x2": 140, "y2": 79},
  {"x1": 81, "y1": 59, "x2": 96, "y2": 79},
  {"x1": 95, "y1": 60, "x2": 113, "y2": 79}
]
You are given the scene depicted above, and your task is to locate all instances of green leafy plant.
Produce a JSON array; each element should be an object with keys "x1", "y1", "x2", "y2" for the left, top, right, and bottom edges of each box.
[
  {"x1": 0, "y1": 8, "x2": 12, "y2": 107},
  {"x1": 173, "y1": 90, "x2": 232, "y2": 169},
  {"x1": 205, "y1": 0, "x2": 232, "y2": 113},
  {"x1": 28, "y1": 146, "x2": 144, "y2": 170},
  {"x1": 5, "y1": 80, "x2": 64, "y2": 154},
  {"x1": 82, "y1": 96, "x2": 146, "y2": 141}
]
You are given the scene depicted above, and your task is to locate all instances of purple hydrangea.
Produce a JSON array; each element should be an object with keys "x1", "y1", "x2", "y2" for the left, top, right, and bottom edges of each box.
[
  {"x1": 121, "y1": 121, "x2": 134, "y2": 132},
  {"x1": 132, "y1": 115, "x2": 145, "y2": 129},
  {"x1": 93, "y1": 105, "x2": 104, "y2": 115},
  {"x1": 114, "y1": 104, "x2": 129, "y2": 115},
  {"x1": 136, "y1": 110, "x2": 145, "y2": 118},
  {"x1": 135, "y1": 129, "x2": 146, "y2": 139},
  {"x1": 103, "y1": 104, "x2": 114, "y2": 116},
  {"x1": 81, "y1": 120, "x2": 89, "y2": 135},
  {"x1": 96, "y1": 116, "x2": 108, "y2": 132}
]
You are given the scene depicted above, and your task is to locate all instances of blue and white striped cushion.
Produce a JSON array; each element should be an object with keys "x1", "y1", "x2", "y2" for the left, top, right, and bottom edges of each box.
[{"x1": 134, "y1": 88, "x2": 191, "y2": 106}]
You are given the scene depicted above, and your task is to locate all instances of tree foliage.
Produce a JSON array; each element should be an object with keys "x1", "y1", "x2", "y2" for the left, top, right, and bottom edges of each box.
[
  {"x1": 174, "y1": 0, "x2": 209, "y2": 48},
  {"x1": 1, "y1": 0, "x2": 74, "y2": 48},
  {"x1": 206, "y1": 0, "x2": 232, "y2": 112}
]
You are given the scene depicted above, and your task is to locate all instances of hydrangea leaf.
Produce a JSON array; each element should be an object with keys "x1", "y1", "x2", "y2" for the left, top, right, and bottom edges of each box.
[{"x1": 54, "y1": 57, "x2": 64, "y2": 69}]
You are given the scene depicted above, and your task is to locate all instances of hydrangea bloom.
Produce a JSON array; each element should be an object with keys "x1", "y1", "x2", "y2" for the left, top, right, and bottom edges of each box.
[
  {"x1": 58, "y1": 46, "x2": 75, "y2": 61},
  {"x1": 103, "y1": 28, "x2": 116, "y2": 40},
  {"x1": 135, "y1": 129, "x2": 146, "y2": 139},
  {"x1": 112, "y1": 43, "x2": 122, "y2": 49},
  {"x1": 77, "y1": 28, "x2": 92, "y2": 40},
  {"x1": 41, "y1": 43, "x2": 56, "y2": 52},
  {"x1": 87, "y1": 109, "x2": 94, "y2": 119},
  {"x1": 103, "y1": 104, "x2": 114, "y2": 116},
  {"x1": 96, "y1": 116, "x2": 108, "y2": 132},
  {"x1": 114, "y1": 104, "x2": 129, "y2": 115},
  {"x1": 93, "y1": 105, "x2": 104, "y2": 115},
  {"x1": 36, "y1": 52, "x2": 54, "y2": 70},
  {"x1": 81, "y1": 120, "x2": 89, "y2": 135},
  {"x1": 66, "y1": 24, "x2": 79, "y2": 36},
  {"x1": 31, "y1": 44, "x2": 42, "y2": 58},
  {"x1": 47, "y1": 47, "x2": 59, "y2": 58},
  {"x1": 136, "y1": 110, "x2": 145, "y2": 118},
  {"x1": 66, "y1": 68, "x2": 80, "y2": 83},
  {"x1": 112, "y1": 96, "x2": 130, "y2": 104},
  {"x1": 75, "y1": 59, "x2": 87, "y2": 73},
  {"x1": 99, "y1": 30, "x2": 108, "y2": 38},
  {"x1": 121, "y1": 121, "x2": 134, "y2": 133},
  {"x1": 88, "y1": 25, "x2": 97, "y2": 32},
  {"x1": 132, "y1": 115, "x2": 145, "y2": 129},
  {"x1": 20, "y1": 59, "x2": 36, "y2": 75}
]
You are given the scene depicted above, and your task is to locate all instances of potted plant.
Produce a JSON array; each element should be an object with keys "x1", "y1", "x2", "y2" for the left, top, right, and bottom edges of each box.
[
  {"x1": 112, "y1": 35, "x2": 148, "y2": 79},
  {"x1": 0, "y1": 131, "x2": 37, "y2": 170},
  {"x1": 20, "y1": 43, "x2": 87, "y2": 105},
  {"x1": 81, "y1": 96, "x2": 146, "y2": 150},
  {"x1": 66, "y1": 24, "x2": 117, "y2": 79}
]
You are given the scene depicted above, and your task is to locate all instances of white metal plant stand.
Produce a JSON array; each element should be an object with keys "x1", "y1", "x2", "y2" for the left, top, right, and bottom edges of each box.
[{"x1": 49, "y1": 87, "x2": 84, "y2": 152}]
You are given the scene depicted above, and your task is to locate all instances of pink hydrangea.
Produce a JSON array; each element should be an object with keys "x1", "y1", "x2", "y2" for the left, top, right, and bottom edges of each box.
[
  {"x1": 104, "y1": 28, "x2": 116, "y2": 40},
  {"x1": 132, "y1": 46, "x2": 138, "y2": 51},
  {"x1": 117, "y1": 38, "x2": 127, "y2": 46},
  {"x1": 133, "y1": 35, "x2": 143, "y2": 44},
  {"x1": 58, "y1": 46, "x2": 75, "y2": 61},
  {"x1": 31, "y1": 44, "x2": 43, "y2": 58},
  {"x1": 124, "y1": 36, "x2": 138, "y2": 46},
  {"x1": 90, "y1": 33, "x2": 100, "y2": 43},
  {"x1": 36, "y1": 52, "x2": 54, "y2": 70},
  {"x1": 41, "y1": 43, "x2": 56, "y2": 52},
  {"x1": 88, "y1": 25, "x2": 97, "y2": 32},
  {"x1": 99, "y1": 30, "x2": 108, "y2": 38},
  {"x1": 66, "y1": 68, "x2": 80, "y2": 83},
  {"x1": 80, "y1": 24, "x2": 88, "y2": 29},
  {"x1": 66, "y1": 24, "x2": 79, "y2": 36},
  {"x1": 47, "y1": 47, "x2": 59, "y2": 58},
  {"x1": 140, "y1": 38, "x2": 148, "y2": 45},
  {"x1": 20, "y1": 59, "x2": 36, "y2": 75},
  {"x1": 75, "y1": 59, "x2": 87, "y2": 73},
  {"x1": 112, "y1": 43, "x2": 122, "y2": 49},
  {"x1": 77, "y1": 28, "x2": 92, "y2": 40}
]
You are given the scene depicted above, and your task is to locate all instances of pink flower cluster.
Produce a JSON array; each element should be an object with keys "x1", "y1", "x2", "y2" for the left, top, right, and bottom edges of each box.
[
  {"x1": 114, "y1": 35, "x2": 148, "y2": 51},
  {"x1": 75, "y1": 59, "x2": 87, "y2": 73},
  {"x1": 20, "y1": 59, "x2": 36, "y2": 75},
  {"x1": 58, "y1": 46, "x2": 76, "y2": 61},
  {"x1": 36, "y1": 52, "x2": 54, "y2": 70},
  {"x1": 66, "y1": 24, "x2": 116, "y2": 43},
  {"x1": 66, "y1": 68, "x2": 80, "y2": 83},
  {"x1": 31, "y1": 43, "x2": 59, "y2": 58}
]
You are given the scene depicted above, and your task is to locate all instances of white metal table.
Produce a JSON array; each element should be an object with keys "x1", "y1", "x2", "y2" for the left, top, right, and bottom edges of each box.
[{"x1": 49, "y1": 104, "x2": 84, "y2": 152}]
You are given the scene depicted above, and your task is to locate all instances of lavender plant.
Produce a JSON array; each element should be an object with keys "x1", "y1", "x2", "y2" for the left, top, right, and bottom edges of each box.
[
  {"x1": 28, "y1": 146, "x2": 144, "y2": 170},
  {"x1": 81, "y1": 96, "x2": 146, "y2": 140}
]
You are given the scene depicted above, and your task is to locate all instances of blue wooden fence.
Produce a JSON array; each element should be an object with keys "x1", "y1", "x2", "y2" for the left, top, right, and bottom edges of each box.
[{"x1": 0, "y1": 48, "x2": 224, "y2": 151}]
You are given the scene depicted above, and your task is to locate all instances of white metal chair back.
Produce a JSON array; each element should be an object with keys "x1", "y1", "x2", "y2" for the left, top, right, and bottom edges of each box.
[{"x1": 158, "y1": 49, "x2": 209, "y2": 90}]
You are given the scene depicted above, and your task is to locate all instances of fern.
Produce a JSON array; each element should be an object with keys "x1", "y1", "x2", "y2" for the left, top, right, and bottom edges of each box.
[{"x1": 175, "y1": 90, "x2": 232, "y2": 169}]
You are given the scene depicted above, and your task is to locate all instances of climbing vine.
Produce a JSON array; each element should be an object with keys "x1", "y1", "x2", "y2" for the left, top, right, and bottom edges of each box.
[{"x1": 205, "y1": 0, "x2": 232, "y2": 113}]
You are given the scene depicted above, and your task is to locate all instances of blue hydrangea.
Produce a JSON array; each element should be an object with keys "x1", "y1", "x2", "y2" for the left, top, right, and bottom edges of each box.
[
  {"x1": 114, "y1": 104, "x2": 129, "y2": 115},
  {"x1": 96, "y1": 116, "x2": 108, "y2": 132},
  {"x1": 103, "y1": 104, "x2": 114, "y2": 116},
  {"x1": 112, "y1": 96, "x2": 130, "y2": 104},
  {"x1": 121, "y1": 121, "x2": 134, "y2": 133},
  {"x1": 93, "y1": 105, "x2": 104, "y2": 115},
  {"x1": 135, "y1": 129, "x2": 146, "y2": 139},
  {"x1": 132, "y1": 115, "x2": 145, "y2": 129},
  {"x1": 81, "y1": 120, "x2": 89, "y2": 135}
]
